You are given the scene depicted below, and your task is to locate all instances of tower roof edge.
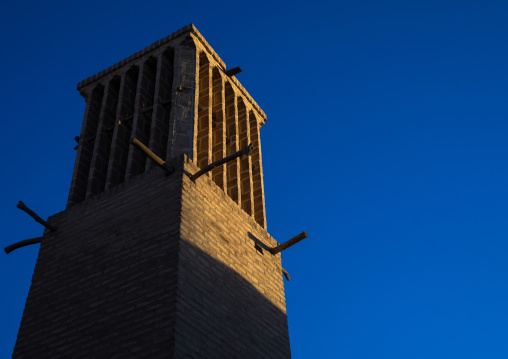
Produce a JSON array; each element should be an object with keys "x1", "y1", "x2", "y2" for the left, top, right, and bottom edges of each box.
[
  {"x1": 76, "y1": 24, "x2": 196, "y2": 91},
  {"x1": 76, "y1": 24, "x2": 267, "y2": 124}
]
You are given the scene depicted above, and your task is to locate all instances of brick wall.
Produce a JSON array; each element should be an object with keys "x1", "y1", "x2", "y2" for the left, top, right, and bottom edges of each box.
[
  {"x1": 14, "y1": 159, "x2": 184, "y2": 358},
  {"x1": 14, "y1": 25, "x2": 291, "y2": 358},
  {"x1": 175, "y1": 157, "x2": 290, "y2": 358},
  {"x1": 13, "y1": 156, "x2": 290, "y2": 358}
]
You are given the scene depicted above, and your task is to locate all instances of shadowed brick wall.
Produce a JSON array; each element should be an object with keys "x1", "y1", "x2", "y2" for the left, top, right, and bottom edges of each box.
[{"x1": 14, "y1": 159, "x2": 184, "y2": 358}]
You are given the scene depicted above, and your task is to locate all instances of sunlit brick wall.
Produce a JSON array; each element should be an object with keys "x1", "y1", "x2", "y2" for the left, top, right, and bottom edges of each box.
[{"x1": 176, "y1": 157, "x2": 290, "y2": 358}]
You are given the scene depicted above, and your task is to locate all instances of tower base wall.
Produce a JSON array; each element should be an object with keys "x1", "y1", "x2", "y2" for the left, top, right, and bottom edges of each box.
[{"x1": 13, "y1": 156, "x2": 290, "y2": 358}]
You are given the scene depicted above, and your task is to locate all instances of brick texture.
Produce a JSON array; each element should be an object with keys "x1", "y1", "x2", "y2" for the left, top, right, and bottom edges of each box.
[
  {"x1": 175, "y1": 157, "x2": 290, "y2": 358},
  {"x1": 13, "y1": 157, "x2": 290, "y2": 358},
  {"x1": 14, "y1": 160, "x2": 184, "y2": 358}
]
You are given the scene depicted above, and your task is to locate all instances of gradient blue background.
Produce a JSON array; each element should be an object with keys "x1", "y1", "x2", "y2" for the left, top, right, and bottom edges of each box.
[{"x1": 1, "y1": 1, "x2": 508, "y2": 358}]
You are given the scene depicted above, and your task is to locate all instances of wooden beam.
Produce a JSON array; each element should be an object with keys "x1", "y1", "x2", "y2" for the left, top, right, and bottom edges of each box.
[
  {"x1": 4, "y1": 236, "x2": 43, "y2": 254},
  {"x1": 281, "y1": 268, "x2": 290, "y2": 281},
  {"x1": 225, "y1": 67, "x2": 242, "y2": 77},
  {"x1": 270, "y1": 231, "x2": 308, "y2": 255},
  {"x1": 17, "y1": 201, "x2": 56, "y2": 231},
  {"x1": 190, "y1": 143, "x2": 252, "y2": 182},
  {"x1": 130, "y1": 137, "x2": 175, "y2": 175}
]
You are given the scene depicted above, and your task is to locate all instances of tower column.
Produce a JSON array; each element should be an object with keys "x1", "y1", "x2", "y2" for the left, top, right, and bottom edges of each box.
[
  {"x1": 225, "y1": 83, "x2": 240, "y2": 204},
  {"x1": 146, "y1": 50, "x2": 174, "y2": 171},
  {"x1": 86, "y1": 77, "x2": 120, "y2": 199},
  {"x1": 170, "y1": 39, "x2": 197, "y2": 160},
  {"x1": 238, "y1": 100, "x2": 254, "y2": 215},
  {"x1": 211, "y1": 68, "x2": 226, "y2": 190},
  {"x1": 106, "y1": 67, "x2": 139, "y2": 189},
  {"x1": 67, "y1": 85, "x2": 104, "y2": 207},
  {"x1": 126, "y1": 60, "x2": 156, "y2": 179},
  {"x1": 196, "y1": 52, "x2": 212, "y2": 170},
  {"x1": 250, "y1": 114, "x2": 267, "y2": 228}
]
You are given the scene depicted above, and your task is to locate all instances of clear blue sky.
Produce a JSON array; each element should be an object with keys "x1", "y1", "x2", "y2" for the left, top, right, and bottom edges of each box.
[{"x1": 1, "y1": 0, "x2": 508, "y2": 358}]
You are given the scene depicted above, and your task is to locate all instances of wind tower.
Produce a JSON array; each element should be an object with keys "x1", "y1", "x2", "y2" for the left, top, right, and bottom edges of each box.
[{"x1": 8, "y1": 24, "x2": 308, "y2": 358}]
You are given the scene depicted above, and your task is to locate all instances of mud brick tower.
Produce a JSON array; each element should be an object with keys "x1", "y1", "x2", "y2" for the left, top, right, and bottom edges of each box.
[{"x1": 11, "y1": 25, "x2": 292, "y2": 358}]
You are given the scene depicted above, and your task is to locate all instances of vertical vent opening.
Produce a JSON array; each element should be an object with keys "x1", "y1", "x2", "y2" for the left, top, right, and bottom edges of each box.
[
  {"x1": 211, "y1": 67, "x2": 225, "y2": 189},
  {"x1": 86, "y1": 76, "x2": 121, "y2": 198},
  {"x1": 67, "y1": 84, "x2": 104, "y2": 206},
  {"x1": 238, "y1": 98, "x2": 251, "y2": 215},
  {"x1": 197, "y1": 52, "x2": 210, "y2": 170},
  {"x1": 225, "y1": 81, "x2": 238, "y2": 204}
]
